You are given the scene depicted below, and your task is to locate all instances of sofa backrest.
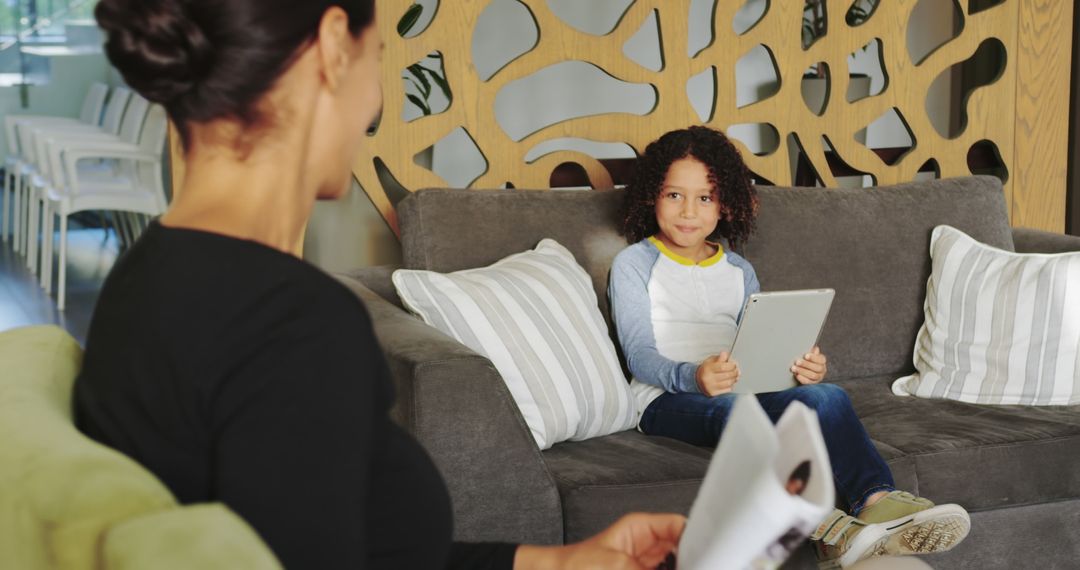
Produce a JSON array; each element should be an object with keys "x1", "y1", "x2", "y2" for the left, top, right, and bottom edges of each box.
[
  {"x1": 398, "y1": 176, "x2": 1012, "y2": 381},
  {"x1": 399, "y1": 188, "x2": 628, "y2": 330},
  {"x1": 744, "y1": 176, "x2": 1012, "y2": 380}
]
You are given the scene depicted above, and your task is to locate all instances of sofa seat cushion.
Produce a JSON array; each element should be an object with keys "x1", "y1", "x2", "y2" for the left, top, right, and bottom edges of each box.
[
  {"x1": 543, "y1": 430, "x2": 711, "y2": 542},
  {"x1": 838, "y1": 377, "x2": 1080, "y2": 512}
]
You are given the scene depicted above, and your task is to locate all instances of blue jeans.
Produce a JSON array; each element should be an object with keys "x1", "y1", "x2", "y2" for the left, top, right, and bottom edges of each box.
[{"x1": 639, "y1": 383, "x2": 894, "y2": 514}]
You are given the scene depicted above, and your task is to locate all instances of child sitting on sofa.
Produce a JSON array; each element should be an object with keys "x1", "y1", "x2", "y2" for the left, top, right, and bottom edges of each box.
[{"x1": 608, "y1": 126, "x2": 971, "y2": 567}]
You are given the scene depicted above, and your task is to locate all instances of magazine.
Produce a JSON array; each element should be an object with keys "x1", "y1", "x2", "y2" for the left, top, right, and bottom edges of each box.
[{"x1": 678, "y1": 396, "x2": 834, "y2": 570}]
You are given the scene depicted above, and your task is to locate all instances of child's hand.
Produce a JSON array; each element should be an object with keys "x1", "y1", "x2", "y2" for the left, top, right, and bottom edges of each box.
[
  {"x1": 696, "y1": 352, "x2": 739, "y2": 396},
  {"x1": 792, "y1": 346, "x2": 828, "y2": 384}
]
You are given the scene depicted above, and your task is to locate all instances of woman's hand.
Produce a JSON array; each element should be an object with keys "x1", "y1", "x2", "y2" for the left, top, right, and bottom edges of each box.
[
  {"x1": 792, "y1": 346, "x2": 827, "y2": 384},
  {"x1": 514, "y1": 513, "x2": 686, "y2": 569},
  {"x1": 696, "y1": 352, "x2": 739, "y2": 396}
]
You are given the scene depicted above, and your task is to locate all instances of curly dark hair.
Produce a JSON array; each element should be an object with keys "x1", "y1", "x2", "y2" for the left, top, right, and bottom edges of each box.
[{"x1": 621, "y1": 126, "x2": 758, "y2": 249}]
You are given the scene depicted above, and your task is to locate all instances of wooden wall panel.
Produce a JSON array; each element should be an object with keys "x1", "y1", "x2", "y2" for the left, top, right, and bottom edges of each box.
[
  {"x1": 1071, "y1": 0, "x2": 1080, "y2": 236},
  {"x1": 163, "y1": 2, "x2": 1072, "y2": 234},
  {"x1": 1013, "y1": 0, "x2": 1073, "y2": 232},
  {"x1": 168, "y1": 123, "x2": 184, "y2": 197},
  {"x1": 359, "y1": 0, "x2": 1072, "y2": 233}
]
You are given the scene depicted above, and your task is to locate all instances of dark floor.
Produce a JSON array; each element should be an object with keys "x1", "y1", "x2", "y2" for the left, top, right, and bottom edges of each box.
[{"x1": 0, "y1": 220, "x2": 119, "y2": 346}]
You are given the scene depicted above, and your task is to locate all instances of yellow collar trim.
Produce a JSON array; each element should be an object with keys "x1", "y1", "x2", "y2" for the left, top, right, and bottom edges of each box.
[{"x1": 648, "y1": 236, "x2": 725, "y2": 267}]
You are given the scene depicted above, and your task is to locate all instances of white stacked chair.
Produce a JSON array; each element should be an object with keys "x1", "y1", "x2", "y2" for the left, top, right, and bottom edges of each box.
[
  {"x1": 2, "y1": 83, "x2": 109, "y2": 249},
  {"x1": 21, "y1": 93, "x2": 147, "y2": 277},
  {"x1": 5, "y1": 85, "x2": 132, "y2": 263},
  {"x1": 37, "y1": 104, "x2": 168, "y2": 310}
]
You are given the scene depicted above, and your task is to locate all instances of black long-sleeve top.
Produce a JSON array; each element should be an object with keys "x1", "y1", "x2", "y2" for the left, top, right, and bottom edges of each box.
[{"x1": 74, "y1": 222, "x2": 516, "y2": 569}]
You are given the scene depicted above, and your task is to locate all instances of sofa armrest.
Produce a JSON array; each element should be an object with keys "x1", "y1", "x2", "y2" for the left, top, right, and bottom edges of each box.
[
  {"x1": 336, "y1": 265, "x2": 402, "y2": 308},
  {"x1": 333, "y1": 273, "x2": 564, "y2": 545},
  {"x1": 1012, "y1": 228, "x2": 1080, "y2": 254}
]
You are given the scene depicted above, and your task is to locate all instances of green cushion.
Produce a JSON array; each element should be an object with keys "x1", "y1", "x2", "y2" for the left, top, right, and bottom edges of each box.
[
  {"x1": 0, "y1": 326, "x2": 278, "y2": 569},
  {"x1": 104, "y1": 504, "x2": 281, "y2": 569}
]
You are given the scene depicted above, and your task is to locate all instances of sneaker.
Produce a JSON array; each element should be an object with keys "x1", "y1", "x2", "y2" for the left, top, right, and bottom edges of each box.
[
  {"x1": 811, "y1": 509, "x2": 875, "y2": 568},
  {"x1": 856, "y1": 491, "x2": 970, "y2": 556},
  {"x1": 811, "y1": 492, "x2": 970, "y2": 568}
]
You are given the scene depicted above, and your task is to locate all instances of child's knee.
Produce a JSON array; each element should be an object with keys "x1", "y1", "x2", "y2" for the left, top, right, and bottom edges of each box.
[{"x1": 791, "y1": 382, "x2": 851, "y2": 410}]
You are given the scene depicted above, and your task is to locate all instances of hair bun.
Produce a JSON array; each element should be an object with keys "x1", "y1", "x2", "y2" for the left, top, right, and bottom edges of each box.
[{"x1": 95, "y1": 0, "x2": 214, "y2": 105}]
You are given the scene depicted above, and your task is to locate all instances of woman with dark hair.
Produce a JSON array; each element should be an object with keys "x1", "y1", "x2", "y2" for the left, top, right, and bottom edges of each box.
[{"x1": 74, "y1": 1, "x2": 684, "y2": 568}]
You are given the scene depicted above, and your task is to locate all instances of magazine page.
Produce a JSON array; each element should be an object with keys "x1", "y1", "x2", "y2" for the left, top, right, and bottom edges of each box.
[{"x1": 678, "y1": 396, "x2": 834, "y2": 570}]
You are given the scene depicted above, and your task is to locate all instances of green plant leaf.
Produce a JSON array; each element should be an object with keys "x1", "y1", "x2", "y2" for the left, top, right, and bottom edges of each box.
[
  {"x1": 802, "y1": 22, "x2": 815, "y2": 48},
  {"x1": 423, "y1": 66, "x2": 452, "y2": 100},
  {"x1": 407, "y1": 64, "x2": 432, "y2": 97},
  {"x1": 397, "y1": 3, "x2": 423, "y2": 37},
  {"x1": 406, "y1": 77, "x2": 428, "y2": 100},
  {"x1": 846, "y1": 0, "x2": 876, "y2": 25},
  {"x1": 406, "y1": 93, "x2": 431, "y2": 115},
  {"x1": 846, "y1": 8, "x2": 867, "y2": 25}
]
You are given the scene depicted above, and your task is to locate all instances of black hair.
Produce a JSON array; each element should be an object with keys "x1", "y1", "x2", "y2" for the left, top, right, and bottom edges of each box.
[
  {"x1": 621, "y1": 126, "x2": 758, "y2": 249},
  {"x1": 95, "y1": 0, "x2": 376, "y2": 148},
  {"x1": 790, "y1": 460, "x2": 811, "y2": 486}
]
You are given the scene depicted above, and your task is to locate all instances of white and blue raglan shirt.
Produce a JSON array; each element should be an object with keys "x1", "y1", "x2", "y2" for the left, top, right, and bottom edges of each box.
[{"x1": 608, "y1": 236, "x2": 761, "y2": 417}]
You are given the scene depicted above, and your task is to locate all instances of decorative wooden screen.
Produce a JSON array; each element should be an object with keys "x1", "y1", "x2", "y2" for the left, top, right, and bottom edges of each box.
[{"x1": 172, "y1": 1, "x2": 1074, "y2": 235}]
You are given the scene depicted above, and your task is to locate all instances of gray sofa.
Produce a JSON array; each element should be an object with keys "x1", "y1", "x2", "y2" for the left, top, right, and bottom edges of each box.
[{"x1": 335, "y1": 176, "x2": 1080, "y2": 569}]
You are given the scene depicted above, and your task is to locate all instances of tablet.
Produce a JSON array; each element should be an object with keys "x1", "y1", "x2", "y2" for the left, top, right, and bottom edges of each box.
[{"x1": 729, "y1": 289, "x2": 834, "y2": 394}]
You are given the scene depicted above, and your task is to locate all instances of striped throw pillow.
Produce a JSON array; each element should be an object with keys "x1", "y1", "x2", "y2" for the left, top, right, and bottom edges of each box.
[
  {"x1": 893, "y1": 225, "x2": 1080, "y2": 405},
  {"x1": 392, "y1": 239, "x2": 638, "y2": 449}
]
